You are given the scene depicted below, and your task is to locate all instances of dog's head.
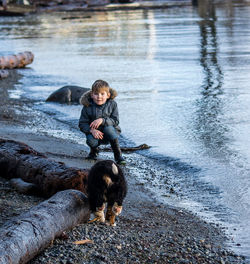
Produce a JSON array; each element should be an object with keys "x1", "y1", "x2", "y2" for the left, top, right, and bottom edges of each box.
[
  {"x1": 102, "y1": 162, "x2": 119, "y2": 186},
  {"x1": 89, "y1": 160, "x2": 123, "y2": 182}
]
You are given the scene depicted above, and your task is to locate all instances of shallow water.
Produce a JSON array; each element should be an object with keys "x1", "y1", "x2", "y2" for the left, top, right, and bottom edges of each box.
[{"x1": 1, "y1": 1, "x2": 250, "y2": 259}]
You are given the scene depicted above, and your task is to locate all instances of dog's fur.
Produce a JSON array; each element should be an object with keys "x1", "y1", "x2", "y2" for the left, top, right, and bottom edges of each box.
[{"x1": 87, "y1": 160, "x2": 127, "y2": 226}]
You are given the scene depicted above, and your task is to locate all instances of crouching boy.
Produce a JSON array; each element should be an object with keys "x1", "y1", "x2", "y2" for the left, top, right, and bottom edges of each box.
[{"x1": 79, "y1": 80, "x2": 126, "y2": 165}]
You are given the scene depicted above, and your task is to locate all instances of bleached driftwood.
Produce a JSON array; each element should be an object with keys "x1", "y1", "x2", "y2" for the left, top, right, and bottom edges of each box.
[
  {"x1": 0, "y1": 189, "x2": 90, "y2": 264},
  {"x1": 0, "y1": 138, "x2": 88, "y2": 197},
  {"x1": 0, "y1": 51, "x2": 34, "y2": 69}
]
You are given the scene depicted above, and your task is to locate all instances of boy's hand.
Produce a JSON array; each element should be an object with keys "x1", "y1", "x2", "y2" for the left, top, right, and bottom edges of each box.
[
  {"x1": 90, "y1": 129, "x2": 104, "y2": 140},
  {"x1": 90, "y1": 118, "x2": 103, "y2": 129}
]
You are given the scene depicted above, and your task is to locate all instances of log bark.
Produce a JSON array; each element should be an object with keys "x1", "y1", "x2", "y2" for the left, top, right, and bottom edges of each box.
[
  {"x1": 101, "y1": 143, "x2": 151, "y2": 153},
  {"x1": 0, "y1": 189, "x2": 90, "y2": 264},
  {"x1": 0, "y1": 138, "x2": 88, "y2": 197},
  {"x1": 0, "y1": 51, "x2": 34, "y2": 70}
]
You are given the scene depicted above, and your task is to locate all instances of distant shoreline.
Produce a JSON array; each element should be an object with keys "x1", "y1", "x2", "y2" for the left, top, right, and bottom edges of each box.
[{"x1": 35, "y1": 0, "x2": 192, "y2": 13}]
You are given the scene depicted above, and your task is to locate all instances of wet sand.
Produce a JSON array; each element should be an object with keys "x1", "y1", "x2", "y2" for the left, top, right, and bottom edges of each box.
[{"x1": 0, "y1": 70, "x2": 247, "y2": 263}]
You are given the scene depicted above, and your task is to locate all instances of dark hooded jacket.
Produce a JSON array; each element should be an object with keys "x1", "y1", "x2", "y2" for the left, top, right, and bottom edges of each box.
[{"x1": 78, "y1": 88, "x2": 121, "y2": 135}]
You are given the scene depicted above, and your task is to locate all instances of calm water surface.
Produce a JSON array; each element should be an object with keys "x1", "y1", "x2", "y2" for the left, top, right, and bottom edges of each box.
[{"x1": 1, "y1": 1, "x2": 250, "y2": 259}]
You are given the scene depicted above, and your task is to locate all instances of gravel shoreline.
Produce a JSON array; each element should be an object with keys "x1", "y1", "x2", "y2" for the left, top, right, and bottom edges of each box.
[
  {"x1": 0, "y1": 171, "x2": 246, "y2": 264},
  {"x1": 0, "y1": 71, "x2": 247, "y2": 263}
]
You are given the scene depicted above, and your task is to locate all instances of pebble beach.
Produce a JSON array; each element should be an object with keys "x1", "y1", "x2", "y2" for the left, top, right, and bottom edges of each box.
[{"x1": 0, "y1": 70, "x2": 247, "y2": 263}]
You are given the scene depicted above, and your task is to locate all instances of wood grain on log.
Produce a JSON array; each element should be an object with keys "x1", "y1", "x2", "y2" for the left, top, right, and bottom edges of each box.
[
  {"x1": 101, "y1": 143, "x2": 151, "y2": 153},
  {"x1": 0, "y1": 51, "x2": 34, "y2": 70},
  {"x1": 0, "y1": 138, "x2": 88, "y2": 197},
  {"x1": 0, "y1": 190, "x2": 90, "y2": 264}
]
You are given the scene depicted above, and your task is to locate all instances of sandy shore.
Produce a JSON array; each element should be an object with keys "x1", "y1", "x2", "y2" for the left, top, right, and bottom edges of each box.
[{"x1": 0, "y1": 72, "x2": 247, "y2": 263}]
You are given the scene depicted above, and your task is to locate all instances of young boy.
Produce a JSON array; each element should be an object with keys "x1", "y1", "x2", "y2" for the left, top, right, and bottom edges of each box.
[{"x1": 78, "y1": 80, "x2": 126, "y2": 165}]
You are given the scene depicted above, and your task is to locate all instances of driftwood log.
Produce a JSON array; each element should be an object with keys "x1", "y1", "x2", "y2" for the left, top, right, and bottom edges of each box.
[
  {"x1": 0, "y1": 51, "x2": 34, "y2": 69},
  {"x1": 0, "y1": 189, "x2": 90, "y2": 264},
  {"x1": 44, "y1": 144, "x2": 151, "y2": 159},
  {"x1": 0, "y1": 138, "x2": 88, "y2": 197},
  {"x1": 101, "y1": 143, "x2": 151, "y2": 153}
]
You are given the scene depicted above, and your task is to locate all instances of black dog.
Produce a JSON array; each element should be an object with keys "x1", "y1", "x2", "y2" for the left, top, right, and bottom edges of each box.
[{"x1": 87, "y1": 160, "x2": 127, "y2": 226}]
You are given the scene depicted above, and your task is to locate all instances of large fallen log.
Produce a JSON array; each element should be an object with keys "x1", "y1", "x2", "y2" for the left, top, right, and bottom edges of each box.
[
  {"x1": 0, "y1": 3, "x2": 36, "y2": 16},
  {"x1": 0, "y1": 51, "x2": 34, "y2": 69},
  {"x1": 0, "y1": 138, "x2": 88, "y2": 197},
  {"x1": 0, "y1": 189, "x2": 90, "y2": 264}
]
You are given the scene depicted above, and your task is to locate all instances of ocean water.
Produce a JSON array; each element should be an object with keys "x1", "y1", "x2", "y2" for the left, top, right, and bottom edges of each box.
[{"x1": 1, "y1": 1, "x2": 250, "y2": 259}]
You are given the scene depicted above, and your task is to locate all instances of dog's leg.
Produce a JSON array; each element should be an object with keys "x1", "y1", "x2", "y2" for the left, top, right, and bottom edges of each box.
[
  {"x1": 112, "y1": 202, "x2": 123, "y2": 216},
  {"x1": 105, "y1": 205, "x2": 116, "y2": 226},
  {"x1": 106, "y1": 202, "x2": 123, "y2": 226},
  {"x1": 94, "y1": 204, "x2": 105, "y2": 223}
]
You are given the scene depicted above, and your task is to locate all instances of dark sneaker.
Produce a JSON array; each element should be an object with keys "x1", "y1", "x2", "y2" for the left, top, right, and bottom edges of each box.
[
  {"x1": 85, "y1": 153, "x2": 97, "y2": 160},
  {"x1": 116, "y1": 156, "x2": 126, "y2": 165},
  {"x1": 86, "y1": 148, "x2": 98, "y2": 160}
]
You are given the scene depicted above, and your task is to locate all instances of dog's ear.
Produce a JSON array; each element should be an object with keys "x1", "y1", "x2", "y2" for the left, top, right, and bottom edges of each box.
[{"x1": 112, "y1": 163, "x2": 119, "y2": 175}]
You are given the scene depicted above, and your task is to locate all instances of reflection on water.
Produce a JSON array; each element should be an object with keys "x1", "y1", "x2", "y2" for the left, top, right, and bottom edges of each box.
[
  {"x1": 194, "y1": 0, "x2": 226, "y2": 158},
  {"x1": 0, "y1": 70, "x2": 23, "y2": 99},
  {"x1": 192, "y1": 0, "x2": 250, "y2": 257},
  {"x1": 1, "y1": 1, "x2": 250, "y2": 259}
]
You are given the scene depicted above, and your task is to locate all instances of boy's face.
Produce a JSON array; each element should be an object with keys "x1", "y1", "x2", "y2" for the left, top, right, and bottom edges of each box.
[{"x1": 91, "y1": 89, "x2": 110, "y2": 105}]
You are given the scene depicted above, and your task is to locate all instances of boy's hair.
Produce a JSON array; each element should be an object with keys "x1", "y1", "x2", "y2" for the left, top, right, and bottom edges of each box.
[{"x1": 92, "y1": 80, "x2": 110, "y2": 93}]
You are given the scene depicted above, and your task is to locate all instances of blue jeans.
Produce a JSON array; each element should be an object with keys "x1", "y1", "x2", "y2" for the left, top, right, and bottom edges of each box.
[{"x1": 86, "y1": 126, "x2": 118, "y2": 148}]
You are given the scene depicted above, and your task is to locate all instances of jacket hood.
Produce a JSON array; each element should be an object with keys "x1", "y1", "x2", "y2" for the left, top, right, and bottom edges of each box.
[{"x1": 79, "y1": 88, "x2": 118, "y2": 106}]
